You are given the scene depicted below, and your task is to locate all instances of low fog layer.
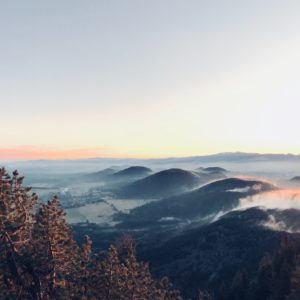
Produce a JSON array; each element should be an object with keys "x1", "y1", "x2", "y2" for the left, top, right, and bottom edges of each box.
[
  {"x1": 5, "y1": 154, "x2": 300, "y2": 234},
  {"x1": 4, "y1": 152, "x2": 300, "y2": 179},
  {"x1": 239, "y1": 189, "x2": 300, "y2": 211}
]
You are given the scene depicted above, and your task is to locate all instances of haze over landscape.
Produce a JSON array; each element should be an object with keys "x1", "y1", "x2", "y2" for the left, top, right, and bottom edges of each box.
[{"x1": 2, "y1": 1, "x2": 300, "y2": 300}]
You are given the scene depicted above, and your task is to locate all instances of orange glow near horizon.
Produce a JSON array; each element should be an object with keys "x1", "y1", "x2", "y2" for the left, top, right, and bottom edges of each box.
[
  {"x1": 1, "y1": 146, "x2": 300, "y2": 161},
  {"x1": 0, "y1": 146, "x2": 116, "y2": 160},
  {"x1": 0, "y1": 146, "x2": 181, "y2": 160}
]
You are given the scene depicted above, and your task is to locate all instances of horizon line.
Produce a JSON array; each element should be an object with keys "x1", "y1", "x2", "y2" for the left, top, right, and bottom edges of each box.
[{"x1": 1, "y1": 151, "x2": 300, "y2": 163}]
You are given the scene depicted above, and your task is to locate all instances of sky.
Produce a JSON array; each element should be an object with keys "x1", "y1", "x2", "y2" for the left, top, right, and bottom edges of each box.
[{"x1": 1, "y1": 0, "x2": 300, "y2": 159}]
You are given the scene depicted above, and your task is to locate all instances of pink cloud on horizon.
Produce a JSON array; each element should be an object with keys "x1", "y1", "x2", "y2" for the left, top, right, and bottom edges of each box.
[{"x1": 0, "y1": 146, "x2": 113, "y2": 160}]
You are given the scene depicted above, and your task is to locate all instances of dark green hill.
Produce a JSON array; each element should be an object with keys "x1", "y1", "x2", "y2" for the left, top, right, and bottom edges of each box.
[
  {"x1": 118, "y1": 168, "x2": 225, "y2": 199},
  {"x1": 118, "y1": 178, "x2": 274, "y2": 227},
  {"x1": 111, "y1": 166, "x2": 152, "y2": 180},
  {"x1": 140, "y1": 207, "x2": 300, "y2": 299}
]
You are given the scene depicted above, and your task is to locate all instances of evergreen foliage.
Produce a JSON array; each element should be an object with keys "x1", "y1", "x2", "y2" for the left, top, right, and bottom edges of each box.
[
  {"x1": 0, "y1": 169, "x2": 181, "y2": 300},
  {"x1": 216, "y1": 236, "x2": 300, "y2": 300}
]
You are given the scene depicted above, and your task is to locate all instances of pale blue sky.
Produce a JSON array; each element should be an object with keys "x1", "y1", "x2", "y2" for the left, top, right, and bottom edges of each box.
[{"x1": 1, "y1": 1, "x2": 300, "y2": 158}]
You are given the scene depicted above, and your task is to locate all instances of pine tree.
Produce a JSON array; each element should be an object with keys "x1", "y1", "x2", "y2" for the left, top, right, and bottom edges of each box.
[
  {"x1": 0, "y1": 169, "x2": 182, "y2": 299},
  {"x1": 0, "y1": 168, "x2": 39, "y2": 299},
  {"x1": 286, "y1": 254, "x2": 300, "y2": 300},
  {"x1": 74, "y1": 235, "x2": 93, "y2": 299},
  {"x1": 32, "y1": 196, "x2": 79, "y2": 298},
  {"x1": 198, "y1": 290, "x2": 214, "y2": 300},
  {"x1": 254, "y1": 254, "x2": 273, "y2": 300},
  {"x1": 229, "y1": 270, "x2": 248, "y2": 300}
]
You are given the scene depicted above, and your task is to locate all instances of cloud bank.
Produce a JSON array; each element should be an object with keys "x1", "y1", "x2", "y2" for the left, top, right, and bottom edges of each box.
[{"x1": 239, "y1": 189, "x2": 300, "y2": 211}]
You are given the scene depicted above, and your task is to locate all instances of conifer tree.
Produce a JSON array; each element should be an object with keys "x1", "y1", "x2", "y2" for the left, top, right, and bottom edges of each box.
[
  {"x1": 254, "y1": 254, "x2": 273, "y2": 300},
  {"x1": 229, "y1": 270, "x2": 248, "y2": 300},
  {"x1": 0, "y1": 168, "x2": 39, "y2": 299},
  {"x1": 0, "y1": 169, "x2": 183, "y2": 299},
  {"x1": 32, "y1": 196, "x2": 79, "y2": 298},
  {"x1": 286, "y1": 254, "x2": 300, "y2": 300}
]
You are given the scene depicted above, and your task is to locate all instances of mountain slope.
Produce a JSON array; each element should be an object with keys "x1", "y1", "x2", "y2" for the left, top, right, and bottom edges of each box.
[
  {"x1": 110, "y1": 166, "x2": 152, "y2": 180},
  {"x1": 140, "y1": 207, "x2": 300, "y2": 299},
  {"x1": 290, "y1": 176, "x2": 300, "y2": 182},
  {"x1": 197, "y1": 166, "x2": 228, "y2": 173},
  {"x1": 118, "y1": 168, "x2": 225, "y2": 199},
  {"x1": 77, "y1": 168, "x2": 117, "y2": 183},
  {"x1": 117, "y1": 178, "x2": 274, "y2": 227}
]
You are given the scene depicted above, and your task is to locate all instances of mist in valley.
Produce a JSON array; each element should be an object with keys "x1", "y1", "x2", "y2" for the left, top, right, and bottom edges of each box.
[{"x1": 3, "y1": 153, "x2": 300, "y2": 299}]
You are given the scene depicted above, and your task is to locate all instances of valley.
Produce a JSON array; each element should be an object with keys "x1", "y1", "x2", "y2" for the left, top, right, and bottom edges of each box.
[{"x1": 12, "y1": 153, "x2": 300, "y2": 299}]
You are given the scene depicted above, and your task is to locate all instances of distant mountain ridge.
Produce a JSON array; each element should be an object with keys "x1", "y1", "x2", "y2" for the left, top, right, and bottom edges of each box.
[
  {"x1": 197, "y1": 166, "x2": 228, "y2": 173},
  {"x1": 5, "y1": 152, "x2": 300, "y2": 175},
  {"x1": 290, "y1": 176, "x2": 300, "y2": 182}
]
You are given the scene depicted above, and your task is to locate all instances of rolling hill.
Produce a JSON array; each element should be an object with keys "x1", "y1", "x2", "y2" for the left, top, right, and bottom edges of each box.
[
  {"x1": 117, "y1": 168, "x2": 226, "y2": 199},
  {"x1": 110, "y1": 166, "x2": 152, "y2": 181},
  {"x1": 196, "y1": 166, "x2": 228, "y2": 173},
  {"x1": 119, "y1": 169, "x2": 216, "y2": 198},
  {"x1": 290, "y1": 176, "x2": 300, "y2": 182},
  {"x1": 117, "y1": 178, "x2": 274, "y2": 227},
  {"x1": 76, "y1": 168, "x2": 117, "y2": 183}
]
